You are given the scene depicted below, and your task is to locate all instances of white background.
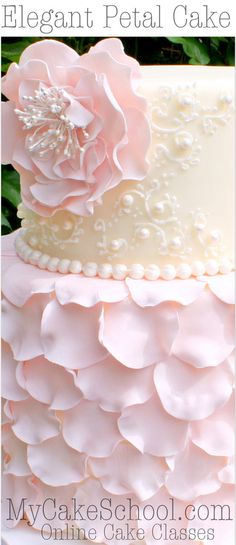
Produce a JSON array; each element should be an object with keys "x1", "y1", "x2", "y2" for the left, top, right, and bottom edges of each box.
[{"x1": 0, "y1": 0, "x2": 235, "y2": 37}]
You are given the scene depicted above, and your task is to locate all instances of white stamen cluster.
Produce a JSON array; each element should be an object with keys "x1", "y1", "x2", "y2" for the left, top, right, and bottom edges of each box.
[{"x1": 15, "y1": 86, "x2": 89, "y2": 159}]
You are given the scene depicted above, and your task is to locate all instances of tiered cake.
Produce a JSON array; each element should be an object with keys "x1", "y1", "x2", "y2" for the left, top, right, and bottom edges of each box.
[{"x1": 1, "y1": 39, "x2": 235, "y2": 545}]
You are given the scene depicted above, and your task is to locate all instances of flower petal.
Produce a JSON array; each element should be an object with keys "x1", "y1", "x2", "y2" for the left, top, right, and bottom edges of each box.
[
  {"x1": 41, "y1": 299, "x2": 107, "y2": 369},
  {"x1": 118, "y1": 395, "x2": 188, "y2": 456},
  {"x1": 206, "y1": 272, "x2": 235, "y2": 304},
  {"x1": 116, "y1": 107, "x2": 150, "y2": 180},
  {"x1": 2, "y1": 424, "x2": 31, "y2": 477},
  {"x1": 1, "y1": 102, "x2": 22, "y2": 164},
  {"x1": 189, "y1": 485, "x2": 234, "y2": 545},
  {"x1": 19, "y1": 40, "x2": 79, "y2": 81},
  {"x1": 218, "y1": 457, "x2": 235, "y2": 484},
  {"x1": 101, "y1": 299, "x2": 178, "y2": 368},
  {"x1": 74, "y1": 478, "x2": 138, "y2": 545},
  {"x1": 2, "y1": 523, "x2": 48, "y2": 545},
  {"x1": 22, "y1": 356, "x2": 81, "y2": 410},
  {"x1": 90, "y1": 441, "x2": 167, "y2": 501},
  {"x1": 2, "y1": 261, "x2": 59, "y2": 307},
  {"x1": 139, "y1": 487, "x2": 192, "y2": 545},
  {"x1": 165, "y1": 442, "x2": 224, "y2": 501},
  {"x1": 62, "y1": 399, "x2": 121, "y2": 457},
  {"x1": 80, "y1": 42, "x2": 144, "y2": 111},
  {"x1": 172, "y1": 290, "x2": 234, "y2": 367},
  {"x1": 27, "y1": 435, "x2": 86, "y2": 486},
  {"x1": 154, "y1": 356, "x2": 233, "y2": 421},
  {"x1": 90, "y1": 38, "x2": 140, "y2": 78},
  {"x1": 2, "y1": 474, "x2": 37, "y2": 529},
  {"x1": 126, "y1": 277, "x2": 206, "y2": 307},
  {"x1": 1, "y1": 342, "x2": 27, "y2": 401},
  {"x1": 55, "y1": 274, "x2": 128, "y2": 307},
  {"x1": 9, "y1": 398, "x2": 60, "y2": 445},
  {"x1": 218, "y1": 460, "x2": 234, "y2": 484},
  {"x1": 191, "y1": 394, "x2": 234, "y2": 456},
  {"x1": 77, "y1": 356, "x2": 154, "y2": 412},
  {"x1": 26, "y1": 480, "x2": 77, "y2": 531},
  {"x1": 1, "y1": 296, "x2": 45, "y2": 361}
]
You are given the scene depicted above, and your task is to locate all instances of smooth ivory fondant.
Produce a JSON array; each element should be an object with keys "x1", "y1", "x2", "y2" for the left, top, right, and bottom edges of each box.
[{"x1": 18, "y1": 66, "x2": 234, "y2": 277}]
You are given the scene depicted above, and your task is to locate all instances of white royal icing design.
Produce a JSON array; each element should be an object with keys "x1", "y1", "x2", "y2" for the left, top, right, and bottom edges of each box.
[{"x1": 15, "y1": 231, "x2": 233, "y2": 281}]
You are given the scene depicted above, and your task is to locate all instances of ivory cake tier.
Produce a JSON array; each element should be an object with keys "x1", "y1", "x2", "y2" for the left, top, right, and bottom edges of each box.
[{"x1": 14, "y1": 65, "x2": 235, "y2": 279}]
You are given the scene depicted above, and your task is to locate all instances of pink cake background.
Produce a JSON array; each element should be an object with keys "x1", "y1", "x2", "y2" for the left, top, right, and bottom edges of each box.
[{"x1": 1, "y1": 38, "x2": 235, "y2": 545}]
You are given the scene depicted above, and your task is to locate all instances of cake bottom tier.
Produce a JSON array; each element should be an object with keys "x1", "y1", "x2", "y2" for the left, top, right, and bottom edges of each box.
[{"x1": 1, "y1": 232, "x2": 235, "y2": 545}]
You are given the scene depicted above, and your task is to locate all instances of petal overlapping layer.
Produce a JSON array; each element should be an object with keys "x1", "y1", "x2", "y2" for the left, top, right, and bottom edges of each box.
[
  {"x1": 21, "y1": 356, "x2": 81, "y2": 410},
  {"x1": 154, "y1": 356, "x2": 233, "y2": 421},
  {"x1": 118, "y1": 395, "x2": 188, "y2": 456},
  {"x1": 172, "y1": 290, "x2": 234, "y2": 367},
  {"x1": 1, "y1": 236, "x2": 235, "y2": 545},
  {"x1": 27, "y1": 435, "x2": 87, "y2": 486},
  {"x1": 101, "y1": 299, "x2": 179, "y2": 368},
  {"x1": 62, "y1": 399, "x2": 121, "y2": 457},
  {"x1": 90, "y1": 441, "x2": 167, "y2": 500},
  {"x1": 41, "y1": 299, "x2": 107, "y2": 368}
]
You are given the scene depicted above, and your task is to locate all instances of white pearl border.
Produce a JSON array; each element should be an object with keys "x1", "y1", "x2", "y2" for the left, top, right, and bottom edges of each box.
[{"x1": 15, "y1": 233, "x2": 233, "y2": 281}]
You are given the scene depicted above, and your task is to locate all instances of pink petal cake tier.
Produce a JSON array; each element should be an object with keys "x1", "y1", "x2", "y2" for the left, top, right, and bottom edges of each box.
[{"x1": 1, "y1": 39, "x2": 235, "y2": 545}]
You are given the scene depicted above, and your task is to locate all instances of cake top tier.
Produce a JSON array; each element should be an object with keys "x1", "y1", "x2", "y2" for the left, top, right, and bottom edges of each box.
[{"x1": 1, "y1": 39, "x2": 235, "y2": 280}]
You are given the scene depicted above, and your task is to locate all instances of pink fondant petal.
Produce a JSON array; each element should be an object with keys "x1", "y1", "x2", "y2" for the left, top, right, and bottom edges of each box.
[
  {"x1": 1, "y1": 102, "x2": 22, "y2": 164},
  {"x1": 206, "y1": 272, "x2": 235, "y2": 304},
  {"x1": 126, "y1": 277, "x2": 206, "y2": 307},
  {"x1": 1, "y1": 62, "x2": 21, "y2": 101},
  {"x1": 55, "y1": 275, "x2": 128, "y2": 307},
  {"x1": 1, "y1": 296, "x2": 46, "y2": 361},
  {"x1": 80, "y1": 47, "x2": 144, "y2": 111},
  {"x1": 154, "y1": 356, "x2": 233, "y2": 421},
  {"x1": 74, "y1": 478, "x2": 138, "y2": 544},
  {"x1": 101, "y1": 299, "x2": 178, "y2": 368},
  {"x1": 27, "y1": 435, "x2": 86, "y2": 486},
  {"x1": 2, "y1": 424, "x2": 31, "y2": 477},
  {"x1": 2, "y1": 399, "x2": 12, "y2": 425},
  {"x1": 139, "y1": 487, "x2": 193, "y2": 545},
  {"x1": 1, "y1": 232, "x2": 21, "y2": 276},
  {"x1": 2, "y1": 475, "x2": 37, "y2": 529},
  {"x1": 9, "y1": 398, "x2": 60, "y2": 445},
  {"x1": 191, "y1": 394, "x2": 234, "y2": 456},
  {"x1": 117, "y1": 107, "x2": 150, "y2": 180},
  {"x1": 172, "y1": 290, "x2": 234, "y2": 367},
  {"x1": 42, "y1": 299, "x2": 107, "y2": 369},
  {"x1": 2, "y1": 261, "x2": 59, "y2": 307},
  {"x1": 189, "y1": 485, "x2": 234, "y2": 545},
  {"x1": 1, "y1": 342, "x2": 28, "y2": 401},
  {"x1": 19, "y1": 40, "x2": 79, "y2": 80},
  {"x1": 18, "y1": 60, "x2": 50, "y2": 88},
  {"x1": 90, "y1": 441, "x2": 167, "y2": 501},
  {"x1": 118, "y1": 395, "x2": 188, "y2": 456},
  {"x1": 30, "y1": 180, "x2": 88, "y2": 206},
  {"x1": 2, "y1": 523, "x2": 50, "y2": 545},
  {"x1": 91, "y1": 38, "x2": 140, "y2": 77},
  {"x1": 22, "y1": 356, "x2": 81, "y2": 410},
  {"x1": 26, "y1": 480, "x2": 76, "y2": 531},
  {"x1": 62, "y1": 399, "x2": 121, "y2": 457},
  {"x1": 165, "y1": 442, "x2": 224, "y2": 501},
  {"x1": 77, "y1": 356, "x2": 154, "y2": 412},
  {"x1": 218, "y1": 460, "x2": 234, "y2": 484}
]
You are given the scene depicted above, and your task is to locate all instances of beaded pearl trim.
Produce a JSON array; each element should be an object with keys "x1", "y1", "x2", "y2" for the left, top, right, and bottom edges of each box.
[{"x1": 15, "y1": 232, "x2": 233, "y2": 281}]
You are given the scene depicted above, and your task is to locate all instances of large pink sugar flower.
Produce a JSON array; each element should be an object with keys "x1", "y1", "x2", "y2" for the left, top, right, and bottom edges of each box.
[{"x1": 1, "y1": 38, "x2": 150, "y2": 216}]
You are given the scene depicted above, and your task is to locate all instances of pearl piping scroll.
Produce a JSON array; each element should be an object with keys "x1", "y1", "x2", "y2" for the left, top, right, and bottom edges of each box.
[{"x1": 15, "y1": 232, "x2": 233, "y2": 281}]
